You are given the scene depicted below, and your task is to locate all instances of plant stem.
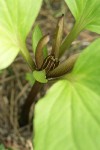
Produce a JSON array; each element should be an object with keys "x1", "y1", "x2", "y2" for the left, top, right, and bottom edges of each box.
[
  {"x1": 19, "y1": 81, "x2": 43, "y2": 126},
  {"x1": 19, "y1": 43, "x2": 42, "y2": 126},
  {"x1": 59, "y1": 22, "x2": 82, "y2": 57},
  {"x1": 20, "y1": 43, "x2": 35, "y2": 71}
]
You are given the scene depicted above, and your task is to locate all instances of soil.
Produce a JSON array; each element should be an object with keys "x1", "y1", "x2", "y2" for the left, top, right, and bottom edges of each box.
[{"x1": 0, "y1": 1, "x2": 99, "y2": 150}]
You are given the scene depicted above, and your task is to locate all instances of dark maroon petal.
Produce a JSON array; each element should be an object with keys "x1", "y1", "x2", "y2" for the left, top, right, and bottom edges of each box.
[
  {"x1": 51, "y1": 15, "x2": 64, "y2": 58},
  {"x1": 35, "y1": 34, "x2": 50, "y2": 69},
  {"x1": 47, "y1": 53, "x2": 80, "y2": 78}
]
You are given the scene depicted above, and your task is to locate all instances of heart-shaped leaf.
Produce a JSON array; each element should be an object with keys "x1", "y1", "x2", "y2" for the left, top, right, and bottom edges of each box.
[
  {"x1": 34, "y1": 39, "x2": 100, "y2": 150},
  {"x1": 0, "y1": 0, "x2": 42, "y2": 70},
  {"x1": 65, "y1": 0, "x2": 100, "y2": 34}
]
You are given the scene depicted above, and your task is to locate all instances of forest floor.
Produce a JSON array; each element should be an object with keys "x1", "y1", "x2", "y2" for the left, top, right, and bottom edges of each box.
[{"x1": 0, "y1": 1, "x2": 99, "y2": 150}]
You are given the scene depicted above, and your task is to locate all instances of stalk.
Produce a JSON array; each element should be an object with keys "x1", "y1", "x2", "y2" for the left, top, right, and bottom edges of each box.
[
  {"x1": 19, "y1": 43, "x2": 43, "y2": 126},
  {"x1": 59, "y1": 22, "x2": 83, "y2": 57},
  {"x1": 20, "y1": 44, "x2": 35, "y2": 71},
  {"x1": 19, "y1": 81, "x2": 43, "y2": 126}
]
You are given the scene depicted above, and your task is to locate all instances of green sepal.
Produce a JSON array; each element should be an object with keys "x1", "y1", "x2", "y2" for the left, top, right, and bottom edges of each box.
[{"x1": 33, "y1": 70, "x2": 48, "y2": 83}]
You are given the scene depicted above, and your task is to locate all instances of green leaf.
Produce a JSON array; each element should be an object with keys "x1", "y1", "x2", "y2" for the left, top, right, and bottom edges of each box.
[
  {"x1": 65, "y1": 0, "x2": 100, "y2": 34},
  {"x1": 32, "y1": 25, "x2": 48, "y2": 58},
  {"x1": 34, "y1": 38, "x2": 100, "y2": 150},
  {"x1": 0, "y1": 144, "x2": 8, "y2": 150},
  {"x1": 25, "y1": 72, "x2": 35, "y2": 85},
  {"x1": 33, "y1": 70, "x2": 48, "y2": 83},
  {"x1": 0, "y1": 0, "x2": 42, "y2": 70}
]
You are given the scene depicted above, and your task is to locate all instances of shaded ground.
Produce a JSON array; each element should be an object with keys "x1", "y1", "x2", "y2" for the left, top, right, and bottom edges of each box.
[{"x1": 0, "y1": 1, "x2": 99, "y2": 149}]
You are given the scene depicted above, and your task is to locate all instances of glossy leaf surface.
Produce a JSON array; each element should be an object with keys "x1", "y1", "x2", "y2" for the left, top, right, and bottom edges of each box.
[
  {"x1": 0, "y1": 0, "x2": 42, "y2": 69},
  {"x1": 65, "y1": 0, "x2": 100, "y2": 34},
  {"x1": 34, "y1": 39, "x2": 100, "y2": 150}
]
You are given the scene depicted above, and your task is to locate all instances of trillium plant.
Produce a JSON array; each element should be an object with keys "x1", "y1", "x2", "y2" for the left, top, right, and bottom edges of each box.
[{"x1": 0, "y1": 0, "x2": 100, "y2": 150}]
